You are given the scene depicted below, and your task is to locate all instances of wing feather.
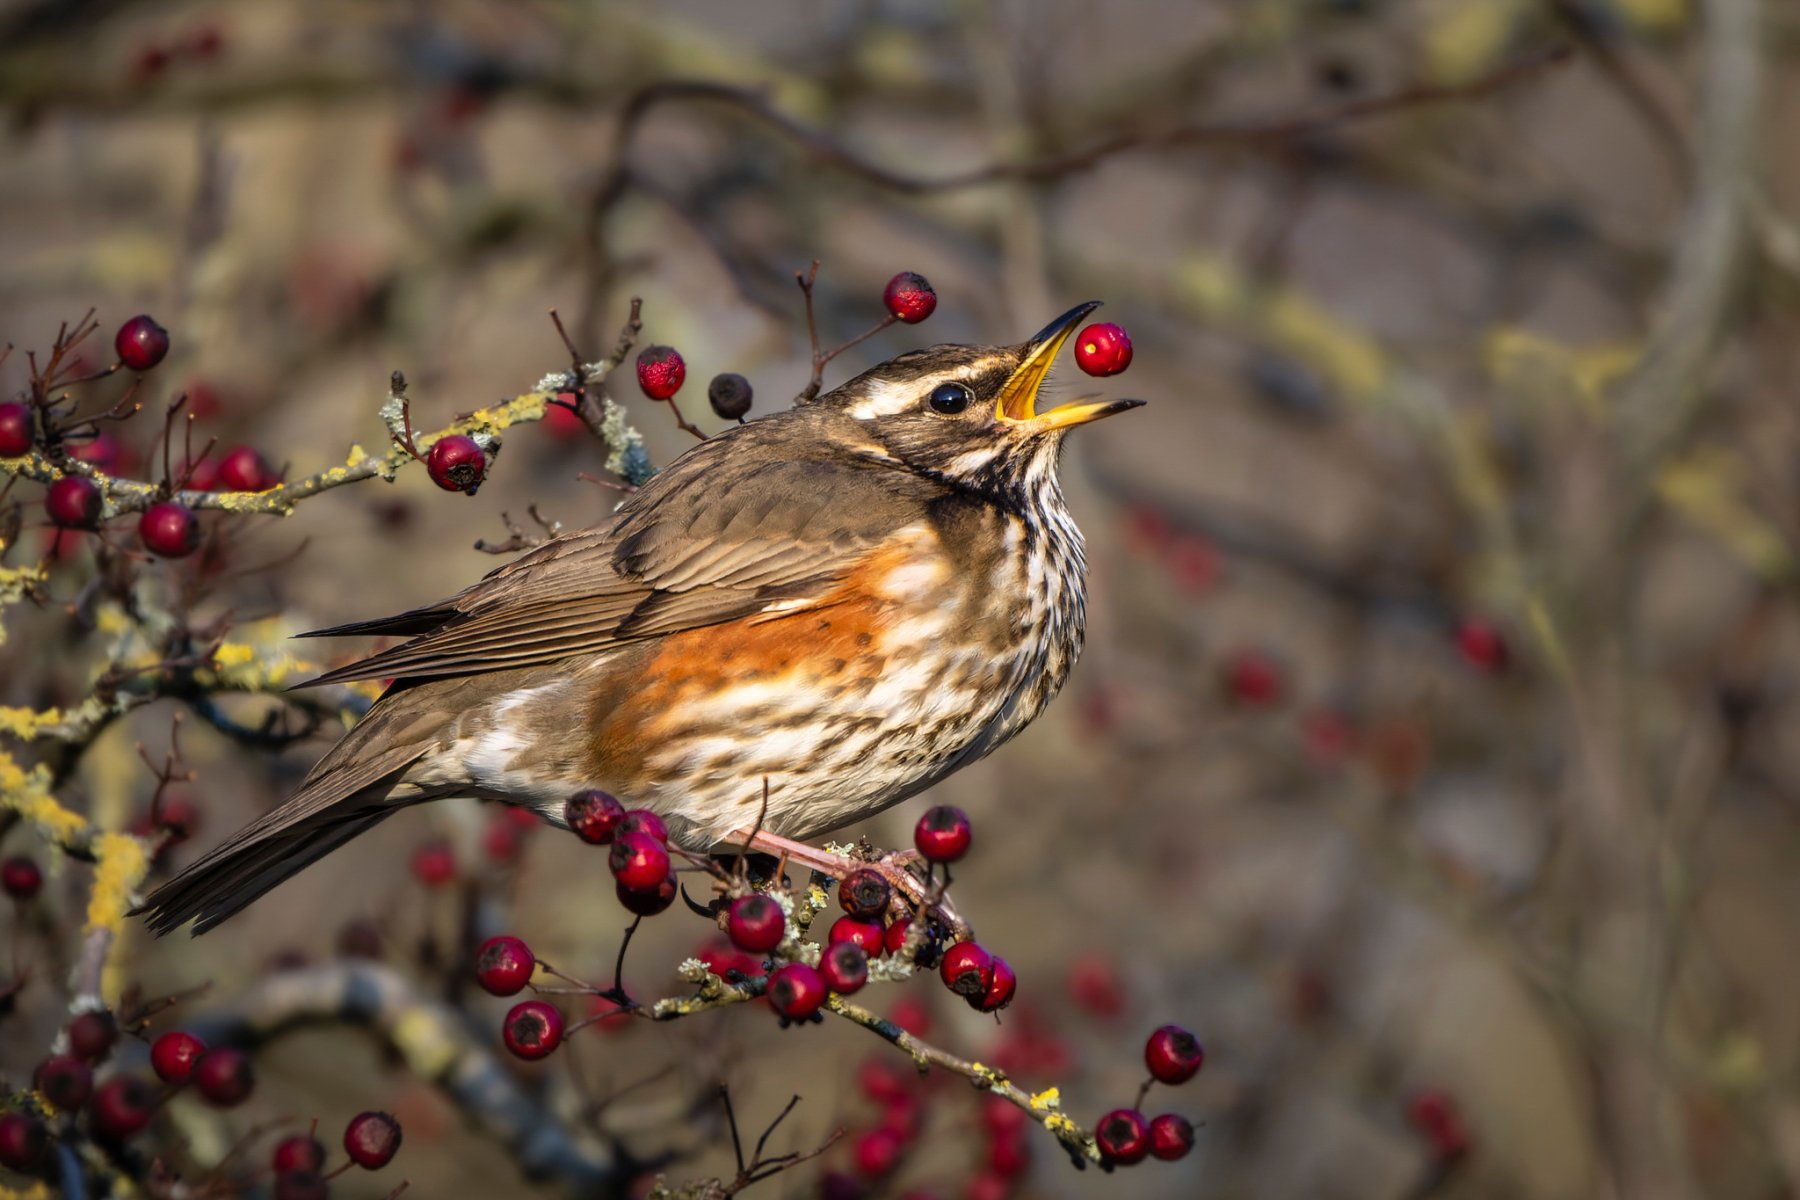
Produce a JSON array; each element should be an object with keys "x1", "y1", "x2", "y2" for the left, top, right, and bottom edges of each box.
[{"x1": 298, "y1": 415, "x2": 947, "y2": 687}]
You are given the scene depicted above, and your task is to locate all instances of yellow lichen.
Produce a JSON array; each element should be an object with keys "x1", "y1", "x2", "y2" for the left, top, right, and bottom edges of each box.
[
  {"x1": 1028, "y1": 1087, "x2": 1061, "y2": 1111},
  {"x1": 393, "y1": 1008, "x2": 460, "y2": 1078},
  {"x1": 211, "y1": 642, "x2": 257, "y2": 668},
  {"x1": 0, "y1": 754, "x2": 88, "y2": 842},
  {"x1": 86, "y1": 832, "x2": 149, "y2": 935}
]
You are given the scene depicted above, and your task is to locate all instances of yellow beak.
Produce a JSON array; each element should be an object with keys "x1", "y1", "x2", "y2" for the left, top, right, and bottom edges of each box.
[{"x1": 995, "y1": 301, "x2": 1145, "y2": 431}]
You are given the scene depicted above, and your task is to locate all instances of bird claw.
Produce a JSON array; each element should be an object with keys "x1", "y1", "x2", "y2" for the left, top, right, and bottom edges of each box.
[{"x1": 724, "y1": 829, "x2": 973, "y2": 942}]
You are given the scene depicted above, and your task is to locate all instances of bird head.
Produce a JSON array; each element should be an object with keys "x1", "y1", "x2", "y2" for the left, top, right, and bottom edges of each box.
[{"x1": 815, "y1": 302, "x2": 1143, "y2": 500}]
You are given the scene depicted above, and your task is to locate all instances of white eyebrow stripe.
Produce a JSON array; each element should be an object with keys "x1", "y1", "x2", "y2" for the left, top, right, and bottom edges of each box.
[{"x1": 848, "y1": 378, "x2": 917, "y2": 419}]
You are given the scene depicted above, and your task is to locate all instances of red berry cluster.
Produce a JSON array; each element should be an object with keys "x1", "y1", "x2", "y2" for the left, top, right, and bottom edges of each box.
[{"x1": 1092, "y1": 1024, "x2": 1204, "y2": 1168}]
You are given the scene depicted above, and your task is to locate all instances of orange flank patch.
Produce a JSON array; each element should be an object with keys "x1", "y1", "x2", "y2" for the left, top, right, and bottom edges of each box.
[{"x1": 580, "y1": 534, "x2": 941, "y2": 785}]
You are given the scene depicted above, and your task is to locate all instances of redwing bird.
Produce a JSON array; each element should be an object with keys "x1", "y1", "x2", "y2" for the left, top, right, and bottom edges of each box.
[{"x1": 139, "y1": 302, "x2": 1142, "y2": 935}]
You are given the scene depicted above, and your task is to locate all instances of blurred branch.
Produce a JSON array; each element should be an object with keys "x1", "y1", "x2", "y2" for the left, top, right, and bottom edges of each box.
[
  {"x1": 186, "y1": 962, "x2": 618, "y2": 1193},
  {"x1": 1613, "y1": 0, "x2": 1763, "y2": 490},
  {"x1": 608, "y1": 49, "x2": 1573, "y2": 196}
]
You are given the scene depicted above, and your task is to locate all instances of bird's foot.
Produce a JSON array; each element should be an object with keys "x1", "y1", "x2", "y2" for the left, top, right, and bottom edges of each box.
[{"x1": 724, "y1": 828, "x2": 972, "y2": 943}]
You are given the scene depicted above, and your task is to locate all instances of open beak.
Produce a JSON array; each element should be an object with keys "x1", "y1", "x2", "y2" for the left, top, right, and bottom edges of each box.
[{"x1": 995, "y1": 301, "x2": 1146, "y2": 431}]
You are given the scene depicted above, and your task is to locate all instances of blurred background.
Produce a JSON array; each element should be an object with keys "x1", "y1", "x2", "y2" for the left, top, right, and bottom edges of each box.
[{"x1": 4, "y1": 0, "x2": 1800, "y2": 1197}]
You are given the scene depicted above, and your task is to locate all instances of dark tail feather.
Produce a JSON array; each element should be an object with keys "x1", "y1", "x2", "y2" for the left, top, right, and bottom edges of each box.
[{"x1": 138, "y1": 804, "x2": 401, "y2": 936}]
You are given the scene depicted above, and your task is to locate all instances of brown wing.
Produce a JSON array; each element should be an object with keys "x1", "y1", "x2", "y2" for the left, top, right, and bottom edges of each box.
[{"x1": 299, "y1": 417, "x2": 944, "y2": 687}]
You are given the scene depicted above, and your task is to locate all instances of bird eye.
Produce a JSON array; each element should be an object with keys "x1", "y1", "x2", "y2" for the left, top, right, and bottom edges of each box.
[{"x1": 927, "y1": 382, "x2": 972, "y2": 415}]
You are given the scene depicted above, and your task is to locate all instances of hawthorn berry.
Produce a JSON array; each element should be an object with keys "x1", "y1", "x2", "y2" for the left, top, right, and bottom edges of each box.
[
  {"x1": 1074, "y1": 322, "x2": 1133, "y2": 377},
  {"x1": 67, "y1": 1010, "x2": 119, "y2": 1062},
  {"x1": 914, "y1": 805, "x2": 972, "y2": 863},
  {"x1": 425, "y1": 434, "x2": 486, "y2": 495},
  {"x1": 609, "y1": 831, "x2": 671, "y2": 892},
  {"x1": 139, "y1": 501, "x2": 201, "y2": 558},
  {"x1": 115, "y1": 314, "x2": 171, "y2": 371},
  {"x1": 981, "y1": 1094, "x2": 1029, "y2": 1139},
  {"x1": 46, "y1": 476, "x2": 103, "y2": 529},
  {"x1": 193, "y1": 1047, "x2": 254, "y2": 1106},
  {"x1": 1224, "y1": 650, "x2": 1282, "y2": 706},
  {"x1": 766, "y1": 962, "x2": 827, "y2": 1020},
  {"x1": 616, "y1": 808, "x2": 669, "y2": 843},
  {"x1": 636, "y1": 345, "x2": 686, "y2": 400},
  {"x1": 882, "y1": 918, "x2": 913, "y2": 958},
  {"x1": 975, "y1": 956, "x2": 1016, "y2": 1013},
  {"x1": 137, "y1": 793, "x2": 202, "y2": 845},
  {"x1": 887, "y1": 995, "x2": 933, "y2": 1039},
  {"x1": 343, "y1": 1111, "x2": 403, "y2": 1168},
  {"x1": 1095, "y1": 1107, "x2": 1151, "y2": 1165},
  {"x1": 882, "y1": 272, "x2": 937, "y2": 324},
  {"x1": 880, "y1": 1094, "x2": 922, "y2": 1141},
  {"x1": 1455, "y1": 618, "x2": 1509, "y2": 674},
  {"x1": 1149, "y1": 1112, "x2": 1195, "y2": 1161},
  {"x1": 617, "y1": 875, "x2": 677, "y2": 915},
  {"x1": 853, "y1": 1127, "x2": 905, "y2": 1178},
  {"x1": 272, "y1": 1133, "x2": 325, "y2": 1174},
  {"x1": 90, "y1": 1075, "x2": 156, "y2": 1139},
  {"x1": 828, "y1": 916, "x2": 884, "y2": 955},
  {"x1": 708, "y1": 372, "x2": 754, "y2": 420},
  {"x1": 0, "y1": 402, "x2": 33, "y2": 457},
  {"x1": 1, "y1": 855, "x2": 42, "y2": 901},
  {"x1": 409, "y1": 839, "x2": 456, "y2": 886},
  {"x1": 482, "y1": 813, "x2": 524, "y2": 863},
  {"x1": 1145, "y1": 1024, "x2": 1205, "y2": 1084},
  {"x1": 964, "y1": 1173, "x2": 1013, "y2": 1200},
  {"x1": 566, "y1": 789, "x2": 625, "y2": 844},
  {"x1": 838, "y1": 868, "x2": 891, "y2": 919},
  {"x1": 35, "y1": 1055, "x2": 93, "y2": 1109},
  {"x1": 696, "y1": 938, "x2": 760, "y2": 981},
  {"x1": 70, "y1": 431, "x2": 126, "y2": 473},
  {"x1": 820, "y1": 941, "x2": 869, "y2": 995},
  {"x1": 502, "y1": 999, "x2": 564, "y2": 1060},
  {"x1": 0, "y1": 1113, "x2": 49, "y2": 1172},
  {"x1": 726, "y1": 893, "x2": 785, "y2": 954},
  {"x1": 939, "y1": 942, "x2": 995, "y2": 1000},
  {"x1": 859, "y1": 1058, "x2": 911, "y2": 1106},
  {"x1": 150, "y1": 1030, "x2": 207, "y2": 1083},
  {"x1": 475, "y1": 935, "x2": 536, "y2": 996},
  {"x1": 218, "y1": 445, "x2": 277, "y2": 492},
  {"x1": 274, "y1": 1170, "x2": 329, "y2": 1200},
  {"x1": 1407, "y1": 1089, "x2": 1470, "y2": 1160}
]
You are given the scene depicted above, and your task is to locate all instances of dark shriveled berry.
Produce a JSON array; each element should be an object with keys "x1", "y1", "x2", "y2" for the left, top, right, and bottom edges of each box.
[
  {"x1": 1145, "y1": 1024, "x2": 1205, "y2": 1084},
  {"x1": 838, "y1": 867, "x2": 891, "y2": 919},
  {"x1": 1096, "y1": 1107, "x2": 1151, "y2": 1165},
  {"x1": 1149, "y1": 1112, "x2": 1196, "y2": 1161},
  {"x1": 767, "y1": 962, "x2": 827, "y2": 1019},
  {"x1": 565, "y1": 789, "x2": 625, "y2": 844},
  {"x1": 115, "y1": 314, "x2": 171, "y2": 371},
  {"x1": 0, "y1": 402, "x2": 34, "y2": 457},
  {"x1": 150, "y1": 1030, "x2": 207, "y2": 1083},
  {"x1": 914, "y1": 805, "x2": 972, "y2": 863},
  {"x1": 343, "y1": 1111, "x2": 403, "y2": 1169},
  {"x1": 707, "y1": 372, "x2": 753, "y2": 420},
  {"x1": 425, "y1": 434, "x2": 486, "y2": 495},
  {"x1": 502, "y1": 1000, "x2": 564, "y2": 1060},
  {"x1": 46, "y1": 476, "x2": 103, "y2": 530},
  {"x1": 193, "y1": 1047, "x2": 254, "y2": 1106},
  {"x1": 139, "y1": 501, "x2": 201, "y2": 558},
  {"x1": 726, "y1": 893, "x2": 785, "y2": 954},
  {"x1": 475, "y1": 935, "x2": 536, "y2": 996},
  {"x1": 882, "y1": 272, "x2": 937, "y2": 323},
  {"x1": 636, "y1": 345, "x2": 686, "y2": 400}
]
